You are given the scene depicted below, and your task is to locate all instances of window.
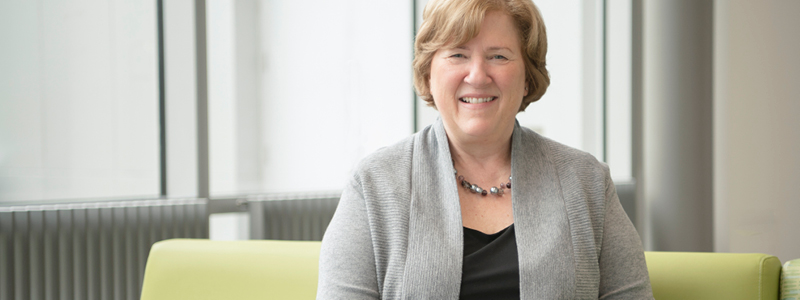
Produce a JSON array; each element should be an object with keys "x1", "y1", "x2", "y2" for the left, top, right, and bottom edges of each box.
[
  {"x1": 0, "y1": 1, "x2": 160, "y2": 203},
  {"x1": 206, "y1": 0, "x2": 414, "y2": 196},
  {"x1": 204, "y1": 0, "x2": 634, "y2": 198},
  {"x1": 0, "y1": 0, "x2": 636, "y2": 237}
]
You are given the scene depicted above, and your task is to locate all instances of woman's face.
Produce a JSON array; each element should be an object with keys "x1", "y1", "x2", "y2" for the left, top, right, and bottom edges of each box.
[{"x1": 430, "y1": 11, "x2": 527, "y2": 143}]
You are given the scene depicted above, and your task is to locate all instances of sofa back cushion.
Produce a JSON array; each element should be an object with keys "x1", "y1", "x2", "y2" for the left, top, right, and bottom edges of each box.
[
  {"x1": 645, "y1": 251, "x2": 781, "y2": 300},
  {"x1": 141, "y1": 240, "x2": 784, "y2": 299},
  {"x1": 140, "y1": 239, "x2": 321, "y2": 300}
]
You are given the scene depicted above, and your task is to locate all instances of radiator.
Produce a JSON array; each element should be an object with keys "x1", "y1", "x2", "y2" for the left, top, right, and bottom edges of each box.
[
  {"x1": 0, "y1": 198, "x2": 208, "y2": 300},
  {"x1": 248, "y1": 192, "x2": 340, "y2": 241}
]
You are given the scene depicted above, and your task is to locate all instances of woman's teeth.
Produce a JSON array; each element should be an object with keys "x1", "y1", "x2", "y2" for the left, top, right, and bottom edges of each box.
[{"x1": 460, "y1": 97, "x2": 495, "y2": 104}]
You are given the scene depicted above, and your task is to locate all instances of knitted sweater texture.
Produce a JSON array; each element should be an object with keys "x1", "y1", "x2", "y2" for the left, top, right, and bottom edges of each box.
[{"x1": 317, "y1": 119, "x2": 653, "y2": 299}]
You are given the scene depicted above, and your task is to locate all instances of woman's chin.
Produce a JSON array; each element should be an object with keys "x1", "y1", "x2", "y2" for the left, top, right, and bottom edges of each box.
[{"x1": 453, "y1": 120, "x2": 508, "y2": 141}]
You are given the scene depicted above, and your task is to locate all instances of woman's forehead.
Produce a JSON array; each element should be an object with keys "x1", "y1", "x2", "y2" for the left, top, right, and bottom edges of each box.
[{"x1": 440, "y1": 13, "x2": 522, "y2": 51}]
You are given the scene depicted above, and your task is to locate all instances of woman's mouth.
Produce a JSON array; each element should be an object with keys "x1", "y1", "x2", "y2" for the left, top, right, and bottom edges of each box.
[{"x1": 459, "y1": 97, "x2": 496, "y2": 104}]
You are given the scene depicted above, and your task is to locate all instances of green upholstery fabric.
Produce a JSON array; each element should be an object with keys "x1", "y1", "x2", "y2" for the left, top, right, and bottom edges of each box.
[
  {"x1": 140, "y1": 239, "x2": 320, "y2": 300},
  {"x1": 140, "y1": 240, "x2": 790, "y2": 299},
  {"x1": 645, "y1": 251, "x2": 781, "y2": 300},
  {"x1": 783, "y1": 259, "x2": 800, "y2": 300}
]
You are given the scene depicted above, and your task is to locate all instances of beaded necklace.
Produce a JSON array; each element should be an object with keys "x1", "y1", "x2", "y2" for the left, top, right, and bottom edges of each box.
[{"x1": 454, "y1": 168, "x2": 512, "y2": 196}]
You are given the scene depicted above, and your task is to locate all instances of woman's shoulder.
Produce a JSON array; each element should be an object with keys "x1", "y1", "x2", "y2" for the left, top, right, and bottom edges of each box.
[
  {"x1": 354, "y1": 135, "x2": 415, "y2": 175},
  {"x1": 352, "y1": 122, "x2": 439, "y2": 178},
  {"x1": 348, "y1": 130, "x2": 423, "y2": 191},
  {"x1": 517, "y1": 126, "x2": 610, "y2": 181}
]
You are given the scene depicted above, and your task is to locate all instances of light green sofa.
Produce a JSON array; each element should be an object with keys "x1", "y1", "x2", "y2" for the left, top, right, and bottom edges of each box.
[
  {"x1": 140, "y1": 239, "x2": 798, "y2": 300},
  {"x1": 645, "y1": 251, "x2": 781, "y2": 299}
]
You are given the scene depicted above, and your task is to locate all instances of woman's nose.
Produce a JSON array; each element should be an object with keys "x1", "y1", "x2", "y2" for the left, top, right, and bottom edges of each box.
[{"x1": 464, "y1": 59, "x2": 492, "y2": 87}]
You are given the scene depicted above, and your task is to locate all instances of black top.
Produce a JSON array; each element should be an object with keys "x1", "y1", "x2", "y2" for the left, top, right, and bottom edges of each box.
[{"x1": 459, "y1": 224, "x2": 520, "y2": 300}]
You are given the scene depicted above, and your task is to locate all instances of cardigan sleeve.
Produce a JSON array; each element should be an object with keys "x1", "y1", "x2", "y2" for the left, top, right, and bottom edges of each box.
[
  {"x1": 317, "y1": 178, "x2": 380, "y2": 300},
  {"x1": 597, "y1": 171, "x2": 654, "y2": 299}
]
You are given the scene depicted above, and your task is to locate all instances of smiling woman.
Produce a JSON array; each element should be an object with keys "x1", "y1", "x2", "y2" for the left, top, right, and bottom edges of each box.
[
  {"x1": 429, "y1": 11, "x2": 528, "y2": 155},
  {"x1": 317, "y1": 0, "x2": 653, "y2": 299},
  {"x1": 414, "y1": 0, "x2": 549, "y2": 111}
]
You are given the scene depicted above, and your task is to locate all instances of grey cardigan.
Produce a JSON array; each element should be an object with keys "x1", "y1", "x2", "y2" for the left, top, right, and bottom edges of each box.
[{"x1": 317, "y1": 119, "x2": 653, "y2": 299}]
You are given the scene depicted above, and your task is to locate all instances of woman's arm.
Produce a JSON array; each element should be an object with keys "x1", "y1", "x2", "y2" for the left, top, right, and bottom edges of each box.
[
  {"x1": 597, "y1": 173, "x2": 654, "y2": 299},
  {"x1": 317, "y1": 179, "x2": 380, "y2": 300}
]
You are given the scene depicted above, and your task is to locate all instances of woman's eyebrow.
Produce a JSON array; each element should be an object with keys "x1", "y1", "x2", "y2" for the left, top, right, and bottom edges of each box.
[
  {"x1": 453, "y1": 46, "x2": 513, "y2": 52},
  {"x1": 487, "y1": 46, "x2": 513, "y2": 52}
]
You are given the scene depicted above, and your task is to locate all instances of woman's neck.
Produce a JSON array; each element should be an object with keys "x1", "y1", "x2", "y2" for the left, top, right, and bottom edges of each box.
[{"x1": 447, "y1": 130, "x2": 513, "y2": 175}]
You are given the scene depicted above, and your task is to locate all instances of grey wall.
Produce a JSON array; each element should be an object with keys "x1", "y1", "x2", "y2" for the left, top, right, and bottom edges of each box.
[
  {"x1": 713, "y1": 0, "x2": 800, "y2": 263},
  {"x1": 638, "y1": 0, "x2": 800, "y2": 261}
]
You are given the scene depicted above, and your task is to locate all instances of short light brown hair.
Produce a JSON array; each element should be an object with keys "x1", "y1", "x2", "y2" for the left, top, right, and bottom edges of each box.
[{"x1": 413, "y1": 0, "x2": 549, "y2": 111}]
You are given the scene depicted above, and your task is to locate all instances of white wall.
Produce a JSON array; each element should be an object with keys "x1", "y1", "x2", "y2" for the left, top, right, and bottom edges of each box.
[
  {"x1": 714, "y1": 0, "x2": 800, "y2": 262},
  {"x1": 164, "y1": 0, "x2": 202, "y2": 198},
  {"x1": 605, "y1": 0, "x2": 633, "y2": 180}
]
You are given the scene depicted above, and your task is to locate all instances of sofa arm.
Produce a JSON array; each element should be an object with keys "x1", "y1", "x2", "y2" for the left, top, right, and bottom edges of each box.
[
  {"x1": 784, "y1": 259, "x2": 800, "y2": 300},
  {"x1": 140, "y1": 239, "x2": 321, "y2": 300},
  {"x1": 645, "y1": 252, "x2": 781, "y2": 300}
]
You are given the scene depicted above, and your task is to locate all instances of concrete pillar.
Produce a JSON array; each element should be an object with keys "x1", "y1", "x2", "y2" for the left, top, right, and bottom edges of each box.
[{"x1": 640, "y1": 0, "x2": 714, "y2": 251}]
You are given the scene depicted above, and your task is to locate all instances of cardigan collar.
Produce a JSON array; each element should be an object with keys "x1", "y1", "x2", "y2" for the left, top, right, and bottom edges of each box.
[
  {"x1": 402, "y1": 117, "x2": 578, "y2": 299},
  {"x1": 402, "y1": 118, "x2": 464, "y2": 299}
]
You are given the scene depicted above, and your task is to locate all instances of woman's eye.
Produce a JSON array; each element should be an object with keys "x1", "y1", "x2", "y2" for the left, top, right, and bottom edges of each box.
[
  {"x1": 450, "y1": 53, "x2": 465, "y2": 58},
  {"x1": 492, "y1": 55, "x2": 508, "y2": 60}
]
